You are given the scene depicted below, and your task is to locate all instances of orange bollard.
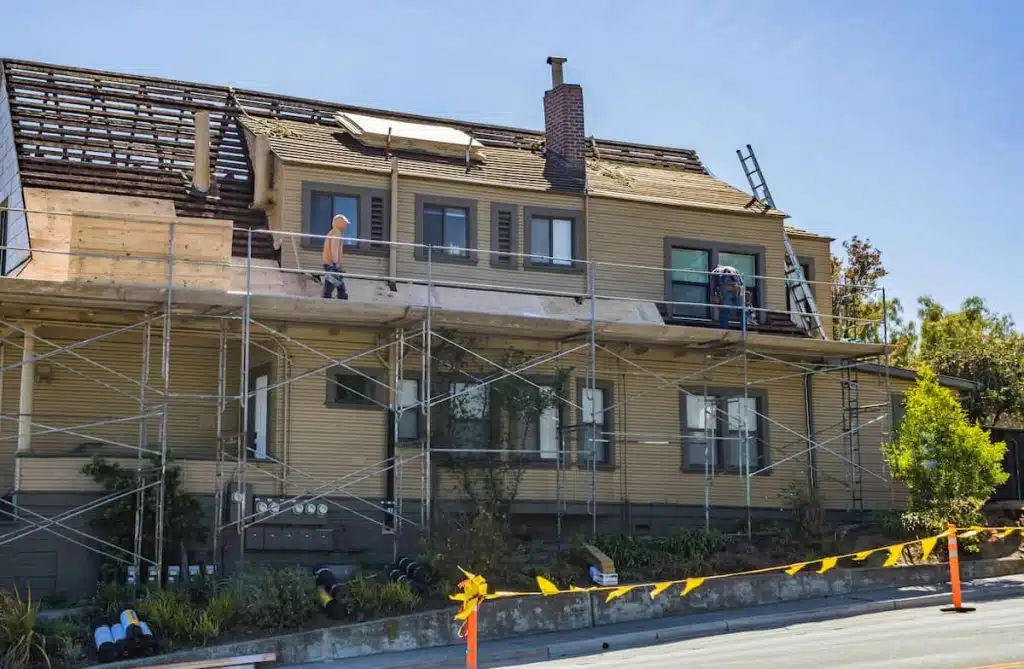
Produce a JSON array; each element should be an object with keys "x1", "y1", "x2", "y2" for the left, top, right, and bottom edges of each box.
[
  {"x1": 466, "y1": 607, "x2": 478, "y2": 669},
  {"x1": 941, "y1": 523, "x2": 975, "y2": 613}
]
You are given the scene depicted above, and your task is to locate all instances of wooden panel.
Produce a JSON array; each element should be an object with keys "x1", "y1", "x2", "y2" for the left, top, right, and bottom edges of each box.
[{"x1": 67, "y1": 213, "x2": 232, "y2": 290}]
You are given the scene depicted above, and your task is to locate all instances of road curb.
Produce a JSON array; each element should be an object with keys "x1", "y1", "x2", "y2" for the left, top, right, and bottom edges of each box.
[{"x1": 540, "y1": 585, "x2": 1024, "y2": 662}]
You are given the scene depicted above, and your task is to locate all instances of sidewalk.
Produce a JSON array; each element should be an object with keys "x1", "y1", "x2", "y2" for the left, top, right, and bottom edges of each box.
[{"x1": 282, "y1": 573, "x2": 1024, "y2": 669}]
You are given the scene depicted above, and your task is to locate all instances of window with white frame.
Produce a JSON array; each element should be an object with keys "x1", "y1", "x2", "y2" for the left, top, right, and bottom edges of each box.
[
  {"x1": 513, "y1": 385, "x2": 561, "y2": 461},
  {"x1": 397, "y1": 379, "x2": 421, "y2": 441},
  {"x1": 529, "y1": 215, "x2": 574, "y2": 266},
  {"x1": 580, "y1": 386, "x2": 611, "y2": 465},
  {"x1": 682, "y1": 391, "x2": 765, "y2": 473},
  {"x1": 450, "y1": 382, "x2": 490, "y2": 449}
]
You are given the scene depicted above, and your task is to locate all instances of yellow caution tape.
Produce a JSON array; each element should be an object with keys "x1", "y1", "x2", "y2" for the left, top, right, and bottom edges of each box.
[{"x1": 448, "y1": 524, "x2": 1024, "y2": 623}]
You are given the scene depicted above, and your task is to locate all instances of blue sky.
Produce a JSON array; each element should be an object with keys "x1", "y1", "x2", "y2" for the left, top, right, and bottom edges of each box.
[{"x1": 4, "y1": 0, "x2": 1022, "y2": 325}]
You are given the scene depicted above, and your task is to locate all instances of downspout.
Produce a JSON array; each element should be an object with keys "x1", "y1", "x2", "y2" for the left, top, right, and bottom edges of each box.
[
  {"x1": 385, "y1": 157, "x2": 400, "y2": 529},
  {"x1": 389, "y1": 158, "x2": 399, "y2": 281},
  {"x1": 804, "y1": 368, "x2": 817, "y2": 489}
]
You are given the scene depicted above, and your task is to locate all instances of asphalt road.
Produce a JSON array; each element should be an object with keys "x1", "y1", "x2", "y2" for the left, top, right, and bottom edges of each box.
[{"x1": 514, "y1": 596, "x2": 1024, "y2": 669}]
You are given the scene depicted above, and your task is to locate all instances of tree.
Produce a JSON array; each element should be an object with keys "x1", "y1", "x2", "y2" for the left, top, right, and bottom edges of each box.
[
  {"x1": 831, "y1": 235, "x2": 906, "y2": 344},
  {"x1": 83, "y1": 456, "x2": 207, "y2": 579},
  {"x1": 882, "y1": 363, "x2": 1008, "y2": 532},
  {"x1": 902, "y1": 296, "x2": 1024, "y2": 426},
  {"x1": 428, "y1": 331, "x2": 570, "y2": 522}
]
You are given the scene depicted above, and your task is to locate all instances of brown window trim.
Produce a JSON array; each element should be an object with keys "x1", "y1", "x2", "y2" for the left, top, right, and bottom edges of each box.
[
  {"x1": 324, "y1": 366, "x2": 388, "y2": 410},
  {"x1": 786, "y1": 255, "x2": 816, "y2": 314},
  {"x1": 300, "y1": 181, "x2": 390, "y2": 256},
  {"x1": 508, "y1": 374, "x2": 569, "y2": 469},
  {"x1": 414, "y1": 194, "x2": 479, "y2": 265},
  {"x1": 576, "y1": 379, "x2": 616, "y2": 471},
  {"x1": 490, "y1": 202, "x2": 520, "y2": 269},
  {"x1": 523, "y1": 206, "x2": 586, "y2": 274},
  {"x1": 678, "y1": 386, "x2": 771, "y2": 475},
  {"x1": 663, "y1": 238, "x2": 768, "y2": 322}
]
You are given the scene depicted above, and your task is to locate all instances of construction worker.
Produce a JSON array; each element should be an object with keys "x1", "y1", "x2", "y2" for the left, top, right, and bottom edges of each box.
[
  {"x1": 710, "y1": 264, "x2": 746, "y2": 329},
  {"x1": 321, "y1": 214, "x2": 350, "y2": 300}
]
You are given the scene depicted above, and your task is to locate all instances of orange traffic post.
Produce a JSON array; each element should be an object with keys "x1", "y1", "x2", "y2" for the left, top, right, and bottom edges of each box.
[
  {"x1": 466, "y1": 607, "x2": 478, "y2": 669},
  {"x1": 941, "y1": 523, "x2": 975, "y2": 613}
]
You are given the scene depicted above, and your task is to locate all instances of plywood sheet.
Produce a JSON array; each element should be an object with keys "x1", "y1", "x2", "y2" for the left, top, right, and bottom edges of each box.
[{"x1": 67, "y1": 213, "x2": 233, "y2": 290}]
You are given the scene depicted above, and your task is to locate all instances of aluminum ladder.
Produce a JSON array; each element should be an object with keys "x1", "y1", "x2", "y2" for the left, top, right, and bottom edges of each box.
[{"x1": 736, "y1": 144, "x2": 827, "y2": 339}]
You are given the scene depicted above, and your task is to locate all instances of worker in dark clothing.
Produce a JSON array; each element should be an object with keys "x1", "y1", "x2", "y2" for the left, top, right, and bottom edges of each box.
[{"x1": 710, "y1": 264, "x2": 746, "y2": 329}]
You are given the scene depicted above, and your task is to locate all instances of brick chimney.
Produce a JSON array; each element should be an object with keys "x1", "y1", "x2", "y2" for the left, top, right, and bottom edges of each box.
[{"x1": 543, "y1": 56, "x2": 585, "y2": 176}]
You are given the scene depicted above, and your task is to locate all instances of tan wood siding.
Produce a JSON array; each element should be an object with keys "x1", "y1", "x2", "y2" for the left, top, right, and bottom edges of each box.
[
  {"x1": 812, "y1": 371, "x2": 908, "y2": 510},
  {"x1": 15, "y1": 458, "x2": 278, "y2": 496},
  {"x1": 272, "y1": 164, "x2": 389, "y2": 281},
  {"x1": 277, "y1": 330, "x2": 388, "y2": 499},
  {"x1": 588, "y1": 197, "x2": 791, "y2": 317},
  {"x1": 787, "y1": 235, "x2": 834, "y2": 338}
]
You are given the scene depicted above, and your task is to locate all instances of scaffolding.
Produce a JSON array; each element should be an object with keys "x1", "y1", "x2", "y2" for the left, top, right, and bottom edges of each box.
[{"x1": 0, "y1": 207, "x2": 893, "y2": 586}]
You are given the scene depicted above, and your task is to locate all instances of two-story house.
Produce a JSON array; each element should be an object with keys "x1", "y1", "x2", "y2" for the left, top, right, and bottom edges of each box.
[{"x1": 0, "y1": 57, "x2": 973, "y2": 597}]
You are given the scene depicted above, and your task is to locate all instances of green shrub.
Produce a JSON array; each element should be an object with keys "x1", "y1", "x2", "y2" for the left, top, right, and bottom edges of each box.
[
  {"x1": 343, "y1": 576, "x2": 420, "y2": 620},
  {"x1": 655, "y1": 528, "x2": 725, "y2": 561},
  {"x1": 136, "y1": 587, "x2": 198, "y2": 645},
  {"x1": 92, "y1": 581, "x2": 136, "y2": 621},
  {"x1": 228, "y1": 566, "x2": 316, "y2": 632},
  {"x1": 37, "y1": 617, "x2": 88, "y2": 669},
  {"x1": 0, "y1": 586, "x2": 50, "y2": 669},
  {"x1": 883, "y1": 364, "x2": 1009, "y2": 535}
]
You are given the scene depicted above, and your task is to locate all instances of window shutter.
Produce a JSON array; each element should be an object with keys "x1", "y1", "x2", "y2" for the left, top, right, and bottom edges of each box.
[
  {"x1": 369, "y1": 196, "x2": 386, "y2": 249},
  {"x1": 490, "y1": 203, "x2": 518, "y2": 267}
]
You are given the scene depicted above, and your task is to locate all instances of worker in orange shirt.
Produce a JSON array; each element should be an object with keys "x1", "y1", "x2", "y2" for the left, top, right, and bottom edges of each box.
[{"x1": 321, "y1": 214, "x2": 350, "y2": 300}]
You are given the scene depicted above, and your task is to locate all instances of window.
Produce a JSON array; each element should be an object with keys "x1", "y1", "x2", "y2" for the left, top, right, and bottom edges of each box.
[
  {"x1": 513, "y1": 385, "x2": 561, "y2": 461},
  {"x1": 397, "y1": 379, "x2": 421, "y2": 441},
  {"x1": 579, "y1": 384, "x2": 613, "y2": 466},
  {"x1": 682, "y1": 390, "x2": 767, "y2": 473},
  {"x1": 326, "y1": 369, "x2": 382, "y2": 408},
  {"x1": 664, "y1": 240, "x2": 766, "y2": 322},
  {"x1": 415, "y1": 195, "x2": 477, "y2": 262},
  {"x1": 786, "y1": 260, "x2": 813, "y2": 315},
  {"x1": 302, "y1": 183, "x2": 389, "y2": 251},
  {"x1": 311, "y1": 192, "x2": 359, "y2": 247},
  {"x1": 524, "y1": 207, "x2": 584, "y2": 271},
  {"x1": 669, "y1": 248, "x2": 710, "y2": 319},
  {"x1": 423, "y1": 205, "x2": 470, "y2": 257},
  {"x1": 450, "y1": 382, "x2": 490, "y2": 449},
  {"x1": 530, "y1": 217, "x2": 573, "y2": 266}
]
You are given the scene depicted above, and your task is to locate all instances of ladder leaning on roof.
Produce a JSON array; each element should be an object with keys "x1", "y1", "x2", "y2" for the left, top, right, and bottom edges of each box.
[{"x1": 736, "y1": 144, "x2": 827, "y2": 339}]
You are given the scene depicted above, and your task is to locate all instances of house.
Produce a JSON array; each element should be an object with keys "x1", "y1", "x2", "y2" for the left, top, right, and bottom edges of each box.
[{"x1": 0, "y1": 56, "x2": 972, "y2": 597}]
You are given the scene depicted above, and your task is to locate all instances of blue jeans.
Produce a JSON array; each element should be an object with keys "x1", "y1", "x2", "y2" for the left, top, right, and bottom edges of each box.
[
  {"x1": 717, "y1": 291, "x2": 745, "y2": 329},
  {"x1": 321, "y1": 263, "x2": 348, "y2": 300}
]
